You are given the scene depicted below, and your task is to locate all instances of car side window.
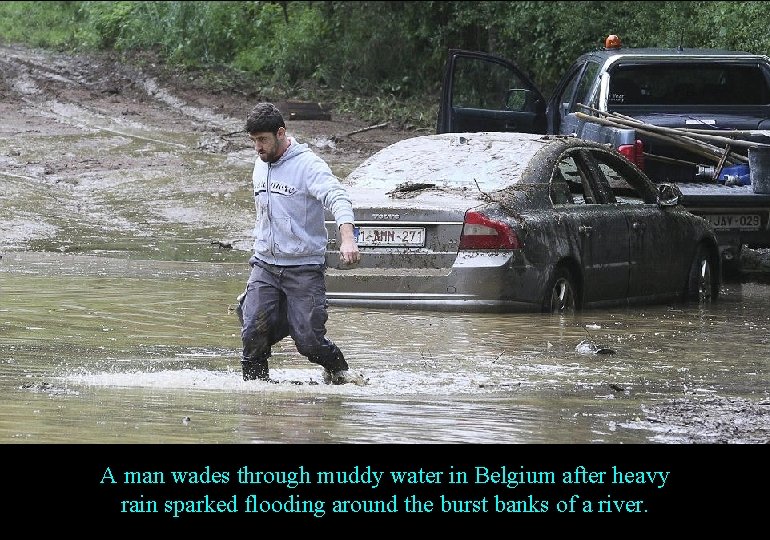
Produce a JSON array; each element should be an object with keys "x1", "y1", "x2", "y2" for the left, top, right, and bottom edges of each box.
[
  {"x1": 597, "y1": 162, "x2": 644, "y2": 204},
  {"x1": 550, "y1": 169, "x2": 574, "y2": 205},
  {"x1": 589, "y1": 151, "x2": 658, "y2": 204},
  {"x1": 555, "y1": 155, "x2": 596, "y2": 205}
]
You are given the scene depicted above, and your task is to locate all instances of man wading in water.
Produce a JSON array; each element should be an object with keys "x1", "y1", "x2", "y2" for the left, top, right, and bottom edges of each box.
[{"x1": 236, "y1": 102, "x2": 366, "y2": 386}]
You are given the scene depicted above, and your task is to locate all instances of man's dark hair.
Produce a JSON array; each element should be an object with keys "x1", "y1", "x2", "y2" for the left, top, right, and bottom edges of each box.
[{"x1": 245, "y1": 102, "x2": 286, "y2": 134}]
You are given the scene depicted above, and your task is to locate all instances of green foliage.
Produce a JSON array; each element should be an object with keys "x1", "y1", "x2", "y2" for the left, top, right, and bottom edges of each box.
[
  {"x1": 3, "y1": 1, "x2": 770, "y2": 129},
  {"x1": 78, "y1": 1, "x2": 261, "y2": 65},
  {"x1": 0, "y1": 1, "x2": 93, "y2": 49},
  {"x1": 231, "y1": 3, "x2": 287, "y2": 75}
]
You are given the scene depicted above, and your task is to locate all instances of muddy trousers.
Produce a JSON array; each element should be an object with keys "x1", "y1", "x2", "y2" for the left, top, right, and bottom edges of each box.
[{"x1": 239, "y1": 258, "x2": 348, "y2": 376}]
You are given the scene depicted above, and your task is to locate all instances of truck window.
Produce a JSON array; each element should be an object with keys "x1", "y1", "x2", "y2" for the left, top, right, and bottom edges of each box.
[
  {"x1": 571, "y1": 61, "x2": 601, "y2": 112},
  {"x1": 556, "y1": 67, "x2": 581, "y2": 110},
  {"x1": 608, "y1": 63, "x2": 770, "y2": 107},
  {"x1": 556, "y1": 61, "x2": 601, "y2": 114},
  {"x1": 608, "y1": 77, "x2": 642, "y2": 105},
  {"x1": 451, "y1": 56, "x2": 534, "y2": 111}
]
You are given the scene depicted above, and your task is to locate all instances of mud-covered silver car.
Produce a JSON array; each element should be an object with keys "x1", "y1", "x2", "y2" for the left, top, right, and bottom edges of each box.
[{"x1": 324, "y1": 132, "x2": 720, "y2": 313}]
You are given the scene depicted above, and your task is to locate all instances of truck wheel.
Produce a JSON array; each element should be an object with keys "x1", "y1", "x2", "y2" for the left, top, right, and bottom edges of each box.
[
  {"x1": 686, "y1": 245, "x2": 716, "y2": 303},
  {"x1": 543, "y1": 266, "x2": 578, "y2": 313}
]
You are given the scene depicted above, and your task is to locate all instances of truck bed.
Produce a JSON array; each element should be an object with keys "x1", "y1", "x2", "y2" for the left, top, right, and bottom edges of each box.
[{"x1": 677, "y1": 183, "x2": 770, "y2": 206}]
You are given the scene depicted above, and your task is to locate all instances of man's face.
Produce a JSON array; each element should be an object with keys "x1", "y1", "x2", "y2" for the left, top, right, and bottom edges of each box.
[{"x1": 249, "y1": 127, "x2": 285, "y2": 162}]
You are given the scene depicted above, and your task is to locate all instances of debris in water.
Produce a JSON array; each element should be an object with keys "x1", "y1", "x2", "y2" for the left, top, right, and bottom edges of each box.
[
  {"x1": 576, "y1": 340, "x2": 616, "y2": 355},
  {"x1": 19, "y1": 381, "x2": 79, "y2": 395},
  {"x1": 478, "y1": 382, "x2": 522, "y2": 388}
]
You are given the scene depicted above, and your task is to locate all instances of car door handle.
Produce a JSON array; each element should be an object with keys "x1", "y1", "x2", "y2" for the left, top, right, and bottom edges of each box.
[
  {"x1": 632, "y1": 222, "x2": 645, "y2": 231},
  {"x1": 579, "y1": 224, "x2": 592, "y2": 235},
  {"x1": 504, "y1": 123, "x2": 518, "y2": 130}
]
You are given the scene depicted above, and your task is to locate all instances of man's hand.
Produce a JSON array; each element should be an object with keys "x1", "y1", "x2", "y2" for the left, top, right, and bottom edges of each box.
[{"x1": 338, "y1": 223, "x2": 360, "y2": 265}]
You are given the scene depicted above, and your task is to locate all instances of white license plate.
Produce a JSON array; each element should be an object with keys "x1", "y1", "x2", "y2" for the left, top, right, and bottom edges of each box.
[
  {"x1": 704, "y1": 214, "x2": 761, "y2": 230},
  {"x1": 355, "y1": 226, "x2": 425, "y2": 247}
]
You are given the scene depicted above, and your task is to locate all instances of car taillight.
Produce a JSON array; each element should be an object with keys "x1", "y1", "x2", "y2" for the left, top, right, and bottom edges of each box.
[
  {"x1": 618, "y1": 139, "x2": 645, "y2": 170},
  {"x1": 459, "y1": 211, "x2": 521, "y2": 250}
]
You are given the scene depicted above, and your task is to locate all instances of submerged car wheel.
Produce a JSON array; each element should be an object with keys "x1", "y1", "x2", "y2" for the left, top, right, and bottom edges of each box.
[
  {"x1": 543, "y1": 266, "x2": 577, "y2": 314},
  {"x1": 687, "y1": 245, "x2": 716, "y2": 303}
]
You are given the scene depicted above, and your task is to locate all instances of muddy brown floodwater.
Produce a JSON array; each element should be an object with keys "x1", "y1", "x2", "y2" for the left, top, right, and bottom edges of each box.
[{"x1": 1, "y1": 44, "x2": 769, "y2": 445}]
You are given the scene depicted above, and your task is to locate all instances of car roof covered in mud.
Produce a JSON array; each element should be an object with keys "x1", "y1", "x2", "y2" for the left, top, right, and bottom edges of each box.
[{"x1": 345, "y1": 131, "x2": 557, "y2": 191}]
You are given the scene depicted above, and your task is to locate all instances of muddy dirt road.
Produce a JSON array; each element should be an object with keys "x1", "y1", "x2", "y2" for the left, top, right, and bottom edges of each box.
[
  {"x1": 1, "y1": 44, "x2": 769, "y2": 444},
  {"x1": 0, "y1": 44, "x2": 415, "y2": 257}
]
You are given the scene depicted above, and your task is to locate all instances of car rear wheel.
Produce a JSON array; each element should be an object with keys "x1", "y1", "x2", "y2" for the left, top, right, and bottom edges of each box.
[
  {"x1": 687, "y1": 244, "x2": 716, "y2": 303},
  {"x1": 543, "y1": 266, "x2": 577, "y2": 314}
]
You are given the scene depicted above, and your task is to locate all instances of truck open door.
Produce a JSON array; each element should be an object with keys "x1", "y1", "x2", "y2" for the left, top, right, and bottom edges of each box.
[{"x1": 437, "y1": 49, "x2": 547, "y2": 135}]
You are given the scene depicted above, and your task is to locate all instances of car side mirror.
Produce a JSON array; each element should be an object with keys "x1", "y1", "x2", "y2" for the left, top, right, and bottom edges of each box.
[{"x1": 657, "y1": 183, "x2": 681, "y2": 206}]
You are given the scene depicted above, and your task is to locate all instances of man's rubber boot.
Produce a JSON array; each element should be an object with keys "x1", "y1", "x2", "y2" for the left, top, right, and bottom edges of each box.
[
  {"x1": 322, "y1": 368, "x2": 369, "y2": 386},
  {"x1": 322, "y1": 343, "x2": 349, "y2": 372},
  {"x1": 318, "y1": 345, "x2": 368, "y2": 386},
  {"x1": 242, "y1": 360, "x2": 277, "y2": 383}
]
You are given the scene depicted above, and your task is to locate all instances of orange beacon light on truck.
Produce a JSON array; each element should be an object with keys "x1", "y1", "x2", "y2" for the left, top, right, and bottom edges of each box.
[{"x1": 605, "y1": 35, "x2": 622, "y2": 49}]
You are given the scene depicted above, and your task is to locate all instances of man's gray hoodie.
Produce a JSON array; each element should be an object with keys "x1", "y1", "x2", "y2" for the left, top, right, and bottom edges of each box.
[{"x1": 251, "y1": 136, "x2": 355, "y2": 265}]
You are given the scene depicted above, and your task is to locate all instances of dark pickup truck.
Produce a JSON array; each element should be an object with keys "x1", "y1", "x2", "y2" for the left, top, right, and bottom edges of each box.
[{"x1": 437, "y1": 35, "x2": 770, "y2": 271}]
